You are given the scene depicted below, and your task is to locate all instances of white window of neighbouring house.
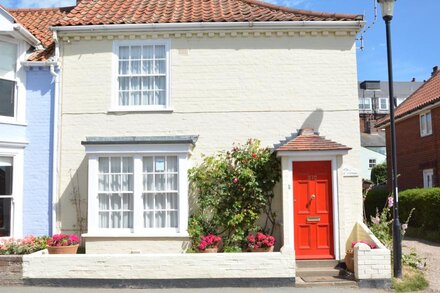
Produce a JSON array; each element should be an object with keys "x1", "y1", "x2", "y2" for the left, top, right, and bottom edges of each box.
[
  {"x1": 0, "y1": 157, "x2": 13, "y2": 237},
  {"x1": 113, "y1": 40, "x2": 170, "y2": 111},
  {"x1": 420, "y1": 111, "x2": 432, "y2": 137},
  {"x1": 369, "y1": 159, "x2": 376, "y2": 169},
  {"x1": 423, "y1": 169, "x2": 434, "y2": 188},
  {"x1": 0, "y1": 41, "x2": 17, "y2": 118},
  {"x1": 379, "y1": 98, "x2": 388, "y2": 111},
  {"x1": 359, "y1": 98, "x2": 372, "y2": 111}
]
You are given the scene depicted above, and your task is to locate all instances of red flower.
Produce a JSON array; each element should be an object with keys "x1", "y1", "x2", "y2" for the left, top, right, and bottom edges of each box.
[
  {"x1": 252, "y1": 153, "x2": 257, "y2": 158},
  {"x1": 197, "y1": 234, "x2": 222, "y2": 251}
]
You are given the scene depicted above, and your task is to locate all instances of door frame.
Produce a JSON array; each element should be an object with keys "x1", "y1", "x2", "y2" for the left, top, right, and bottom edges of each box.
[{"x1": 278, "y1": 150, "x2": 347, "y2": 260}]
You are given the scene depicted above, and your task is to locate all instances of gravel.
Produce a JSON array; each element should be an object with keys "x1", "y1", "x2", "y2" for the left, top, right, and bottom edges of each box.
[{"x1": 403, "y1": 237, "x2": 440, "y2": 292}]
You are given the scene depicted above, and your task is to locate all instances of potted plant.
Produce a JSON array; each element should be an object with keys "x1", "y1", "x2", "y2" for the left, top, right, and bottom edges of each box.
[
  {"x1": 197, "y1": 234, "x2": 222, "y2": 253},
  {"x1": 247, "y1": 232, "x2": 275, "y2": 252},
  {"x1": 345, "y1": 240, "x2": 378, "y2": 272},
  {"x1": 46, "y1": 234, "x2": 80, "y2": 254}
]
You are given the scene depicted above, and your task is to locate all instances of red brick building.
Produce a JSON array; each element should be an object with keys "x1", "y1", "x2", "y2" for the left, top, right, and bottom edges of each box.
[{"x1": 376, "y1": 67, "x2": 440, "y2": 191}]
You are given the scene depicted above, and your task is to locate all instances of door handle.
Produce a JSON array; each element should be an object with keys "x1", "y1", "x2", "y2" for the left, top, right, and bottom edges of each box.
[{"x1": 311, "y1": 194, "x2": 316, "y2": 199}]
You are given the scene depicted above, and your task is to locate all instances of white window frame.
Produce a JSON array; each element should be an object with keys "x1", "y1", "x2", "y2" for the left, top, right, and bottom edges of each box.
[
  {"x1": 84, "y1": 143, "x2": 190, "y2": 237},
  {"x1": 420, "y1": 111, "x2": 433, "y2": 137},
  {"x1": 368, "y1": 159, "x2": 377, "y2": 169},
  {"x1": 0, "y1": 36, "x2": 27, "y2": 125},
  {"x1": 359, "y1": 97, "x2": 372, "y2": 111},
  {"x1": 0, "y1": 143, "x2": 25, "y2": 240},
  {"x1": 423, "y1": 169, "x2": 434, "y2": 188},
  {"x1": 379, "y1": 97, "x2": 389, "y2": 111},
  {"x1": 111, "y1": 39, "x2": 171, "y2": 112}
]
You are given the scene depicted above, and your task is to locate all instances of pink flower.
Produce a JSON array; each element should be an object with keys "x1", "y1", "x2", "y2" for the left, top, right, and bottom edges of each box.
[
  {"x1": 388, "y1": 197, "x2": 394, "y2": 208},
  {"x1": 233, "y1": 178, "x2": 239, "y2": 184},
  {"x1": 198, "y1": 234, "x2": 222, "y2": 251}
]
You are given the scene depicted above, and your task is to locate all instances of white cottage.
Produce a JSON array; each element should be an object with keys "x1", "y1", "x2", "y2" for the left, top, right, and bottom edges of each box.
[{"x1": 30, "y1": 0, "x2": 392, "y2": 287}]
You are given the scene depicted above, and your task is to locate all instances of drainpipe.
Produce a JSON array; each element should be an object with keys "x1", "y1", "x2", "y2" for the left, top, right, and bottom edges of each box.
[{"x1": 49, "y1": 29, "x2": 61, "y2": 236}]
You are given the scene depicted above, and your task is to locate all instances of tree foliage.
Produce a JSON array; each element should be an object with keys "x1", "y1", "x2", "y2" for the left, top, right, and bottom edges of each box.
[
  {"x1": 371, "y1": 162, "x2": 387, "y2": 184},
  {"x1": 188, "y1": 139, "x2": 281, "y2": 250}
]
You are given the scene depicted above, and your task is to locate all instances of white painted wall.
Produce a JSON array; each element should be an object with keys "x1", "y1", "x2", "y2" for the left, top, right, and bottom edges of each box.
[
  {"x1": 57, "y1": 29, "x2": 361, "y2": 254},
  {"x1": 360, "y1": 147, "x2": 386, "y2": 181}
]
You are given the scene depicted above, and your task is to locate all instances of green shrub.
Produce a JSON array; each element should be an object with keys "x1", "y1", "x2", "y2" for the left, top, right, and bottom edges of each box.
[
  {"x1": 399, "y1": 188, "x2": 440, "y2": 232},
  {"x1": 371, "y1": 162, "x2": 387, "y2": 184},
  {"x1": 392, "y1": 266, "x2": 429, "y2": 292},
  {"x1": 364, "y1": 184, "x2": 389, "y2": 220},
  {"x1": 188, "y1": 139, "x2": 281, "y2": 250}
]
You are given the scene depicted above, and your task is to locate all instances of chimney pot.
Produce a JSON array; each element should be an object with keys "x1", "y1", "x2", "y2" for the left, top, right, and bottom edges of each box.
[
  {"x1": 433, "y1": 66, "x2": 439, "y2": 76},
  {"x1": 411, "y1": 77, "x2": 416, "y2": 82}
]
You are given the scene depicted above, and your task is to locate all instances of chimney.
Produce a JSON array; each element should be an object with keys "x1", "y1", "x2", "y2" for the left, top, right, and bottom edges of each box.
[
  {"x1": 432, "y1": 66, "x2": 439, "y2": 76},
  {"x1": 411, "y1": 77, "x2": 416, "y2": 82}
]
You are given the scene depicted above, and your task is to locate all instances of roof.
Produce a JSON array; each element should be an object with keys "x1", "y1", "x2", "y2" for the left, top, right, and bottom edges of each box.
[
  {"x1": 377, "y1": 70, "x2": 440, "y2": 127},
  {"x1": 7, "y1": 7, "x2": 74, "y2": 61},
  {"x1": 81, "y1": 135, "x2": 199, "y2": 145},
  {"x1": 58, "y1": 0, "x2": 362, "y2": 26},
  {"x1": 276, "y1": 129, "x2": 351, "y2": 152},
  {"x1": 360, "y1": 133, "x2": 385, "y2": 147},
  {"x1": 358, "y1": 81, "x2": 423, "y2": 102}
]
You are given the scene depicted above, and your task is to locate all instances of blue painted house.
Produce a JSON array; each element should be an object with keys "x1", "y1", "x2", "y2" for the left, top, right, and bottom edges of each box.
[{"x1": 0, "y1": 6, "x2": 70, "y2": 238}]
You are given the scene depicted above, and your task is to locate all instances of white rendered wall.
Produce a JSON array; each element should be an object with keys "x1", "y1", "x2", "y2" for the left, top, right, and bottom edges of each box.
[
  {"x1": 361, "y1": 147, "x2": 386, "y2": 181},
  {"x1": 57, "y1": 30, "x2": 362, "y2": 254}
]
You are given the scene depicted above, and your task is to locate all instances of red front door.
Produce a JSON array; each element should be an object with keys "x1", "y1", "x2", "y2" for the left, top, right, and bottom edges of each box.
[{"x1": 293, "y1": 161, "x2": 334, "y2": 259}]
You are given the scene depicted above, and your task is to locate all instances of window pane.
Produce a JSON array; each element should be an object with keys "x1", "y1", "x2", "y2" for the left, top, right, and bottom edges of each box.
[
  {"x1": 167, "y1": 193, "x2": 178, "y2": 209},
  {"x1": 111, "y1": 194, "x2": 121, "y2": 210},
  {"x1": 98, "y1": 194, "x2": 109, "y2": 210},
  {"x1": 155, "y1": 193, "x2": 165, "y2": 209},
  {"x1": 166, "y1": 174, "x2": 178, "y2": 190},
  {"x1": 98, "y1": 175, "x2": 109, "y2": 191},
  {"x1": 131, "y1": 46, "x2": 142, "y2": 59},
  {"x1": 142, "y1": 61, "x2": 153, "y2": 74},
  {"x1": 110, "y1": 157, "x2": 121, "y2": 173},
  {"x1": 155, "y1": 157, "x2": 165, "y2": 172},
  {"x1": 119, "y1": 77, "x2": 129, "y2": 91},
  {"x1": 110, "y1": 175, "x2": 121, "y2": 191},
  {"x1": 144, "y1": 174, "x2": 154, "y2": 191},
  {"x1": 427, "y1": 113, "x2": 432, "y2": 133},
  {"x1": 143, "y1": 157, "x2": 153, "y2": 172},
  {"x1": 155, "y1": 45, "x2": 166, "y2": 59},
  {"x1": 167, "y1": 157, "x2": 177, "y2": 172},
  {"x1": 155, "y1": 174, "x2": 165, "y2": 191},
  {"x1": 119, "y1": 92, "x2": 129, "y2": 106},
  {"x1": 167, "y1": 211, "x2": 178, "y2": 228},
  {"x1": 156, "y1": 91, "x2": 166, "y2": 106},
  {"x1": 111, "y1": 212, "x2": 121, "y2": 228},
  {"x1": 130, "y1": 91, "x2": 141, "y2": 105},
  {"x1": 0, "y1": 198, "x2": 11, "y2": 237},
  {"x1": 122, "y1": 157, "x2": 133, "y2": 173},
  {"x1": 143, "y1": 45, "x2": 153, "y2": 59},
  {"x1": 99, "y1": 157, "x2": 109, "y2": 173},
  {"x1": 0, "y1": 41, "x2": 17, "y2": 78},
  {"x1": 119, "y1": 61, "x2": 129, "y2": 75},
  {"x1": 0, "y1": 158, "x2": 13, "y2": 196},
  {"x1": 421, "y1": 115, "x2": 427, "y2": 134},
  {"x1": 119, "y1": 46, "x2": 129, "y2": 60},
  {"x1": 155, "y1": 76, "x2": 166, "y2": 90},
  {"x1": 123, "y1": 211, "x2": 133, "y2": 228},
  {"x1": 0, "y1": 79, "x2": 15, "y2": 117},
  {"x1": 155, "y1": 211, "x2": 165, "y2": 228},
  {"x1": 121, "y1": 174, "x2": 133, "y2": 191},
  {"x1": 155, "y1": 60, "x2": 166, "y2": 74},
  {"x1": 123, "y1": 194, "x2": 133, "y2": 210},
  {"x1": 143, "y1": 194, "x2": 154, "y2": 210},
  {"x1": 99, "y1": 212, "x2": 109, "y2": 228},
  {"x1": 131, "y1": 60, "x2": 141, "y2": 74},
  {"x1": 144, "y1": 211, "x2": 153, "y2": 228}
]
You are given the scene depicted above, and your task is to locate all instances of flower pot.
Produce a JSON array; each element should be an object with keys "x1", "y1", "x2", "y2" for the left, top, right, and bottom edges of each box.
[
  {"x1": 200, "y1": 247, "x2": 218, "y2": 253},
  {"x1": 251, "y1": 246, "x2": 274, "y2": 252},
  {"x1": 47, "y1": 245, "x2": 79, "y2": 255},
  {"x1": 345, "y1": 251, "x2": 354, "y2": 272}
]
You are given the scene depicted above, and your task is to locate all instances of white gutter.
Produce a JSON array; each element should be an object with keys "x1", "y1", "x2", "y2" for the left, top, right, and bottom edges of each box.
[
  {"x1": 13, "y1": 24, "x2": 41, "y2": 47},
  {"x1": 52, "y1": 21, "x2": 365, "y2": 33}
]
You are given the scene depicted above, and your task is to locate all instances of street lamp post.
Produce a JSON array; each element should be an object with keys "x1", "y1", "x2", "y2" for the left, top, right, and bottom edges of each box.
[{"x1": 377, "y1": 0, "x2": 402, "y2": 278}]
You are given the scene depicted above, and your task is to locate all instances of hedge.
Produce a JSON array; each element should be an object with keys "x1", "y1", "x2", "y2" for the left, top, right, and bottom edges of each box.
[
  {"x1": 399, "y1": 188, "x2": 440, "y2": 231},
  {"x1": 364, "y1": 184, "x2": 389, "y2": 220}
]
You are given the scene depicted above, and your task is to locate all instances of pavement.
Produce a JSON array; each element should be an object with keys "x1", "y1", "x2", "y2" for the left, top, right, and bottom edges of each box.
[{"x1": 0, "y1": 287, "x2": 388, "y2": 293}]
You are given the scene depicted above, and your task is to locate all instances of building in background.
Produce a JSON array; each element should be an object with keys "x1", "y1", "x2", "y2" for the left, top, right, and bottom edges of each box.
[
  {"x1": 358, "y1": 80, "x2": 422, "y2": 180},
  {"x1": 377, "y1": 67, "x2": 440, "y2": 190}
]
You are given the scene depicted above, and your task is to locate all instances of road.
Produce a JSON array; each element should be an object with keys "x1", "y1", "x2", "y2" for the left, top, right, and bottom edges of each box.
[{"x1": 0, "y1": 287, "x2": 387, "y2": 293}]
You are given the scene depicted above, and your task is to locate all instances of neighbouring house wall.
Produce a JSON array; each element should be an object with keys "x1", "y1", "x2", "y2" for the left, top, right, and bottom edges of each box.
[
  {"x1": 57, "y1": 31, "x2": 362, "y2": 253},
  {"x1": 0, "y1": 255, "x2": 23, "y2": 286},
  {"x1": 360, "y1": 147, "x2": 386, "y2": 181},
  {"x1": 23, "y1": 68, "x2": 55, "y2": 236},
  {"x1": 385, "y1": 106, "x2": 440, "y2": 191}
]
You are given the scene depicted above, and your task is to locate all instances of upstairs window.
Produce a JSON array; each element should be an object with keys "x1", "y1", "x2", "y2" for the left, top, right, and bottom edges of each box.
[
  {"x1": 379, "y1": 98, "x2": 388, "y2": 111},
  {"x1": 369, "y1": 159, "x2": 377, "y2": 169},
  {"x1": 114, "y1": 40, "x2": 170, "y2": 110},
  {"x1": 420, "y1": 111, "x2": 432, "y2": 137},
  {"x1": 359, "y1": 98, "x2": 372, "y2": 111},
  {"x1": 0, "y1": 41, "x2": 17, "y2": 118}
]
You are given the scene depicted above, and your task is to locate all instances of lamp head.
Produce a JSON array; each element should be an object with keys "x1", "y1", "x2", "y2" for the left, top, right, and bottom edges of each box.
[{"x1": 377, "y1": 0, "x2": 396, "y2": 20}]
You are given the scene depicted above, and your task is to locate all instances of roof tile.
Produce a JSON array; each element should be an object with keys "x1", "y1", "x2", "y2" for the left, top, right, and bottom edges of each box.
[{"x1": 277, "y1": 129, "x2": 351, "y2": 152}]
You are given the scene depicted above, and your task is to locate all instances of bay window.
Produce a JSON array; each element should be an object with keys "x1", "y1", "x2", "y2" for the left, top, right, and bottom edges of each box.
[
  {"x1": 83, "y1": 136, "x2": 196, "y2": 236},
  {"x1": 113, "y1": 40, "x2": 170, "y2": 111},
  {"x1": 0, "y1": 40, "x2": 17, "y2": 118}
]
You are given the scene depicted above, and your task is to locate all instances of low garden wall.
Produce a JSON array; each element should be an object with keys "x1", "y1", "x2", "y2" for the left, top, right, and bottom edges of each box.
[
  {"x1": 22, "y1": 250, "x2": 295, "y2": 288},
  {"x1": 349, "y1": 222, "x2": 391, "y2": 288},
  {"x1": 0, "y1": 255, "x2": 23, "y2": 286}
]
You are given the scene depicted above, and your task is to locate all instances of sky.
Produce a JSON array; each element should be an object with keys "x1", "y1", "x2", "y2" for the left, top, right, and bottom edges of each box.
[{"x1": 2, "y1": 0, "x2": 439, "y2": 82}]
